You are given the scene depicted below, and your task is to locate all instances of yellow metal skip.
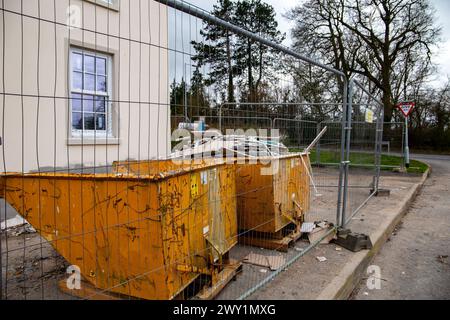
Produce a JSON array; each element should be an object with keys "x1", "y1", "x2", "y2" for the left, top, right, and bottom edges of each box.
[
  {"x1": 0, "y1": 159, "x2": 237, "y2": 300},
  {"x1": 235, "y1": 153, "x2": 311, "y2": 234}
]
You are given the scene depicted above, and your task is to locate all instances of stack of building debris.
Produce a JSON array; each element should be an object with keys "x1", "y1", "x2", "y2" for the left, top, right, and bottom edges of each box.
[{"x1": 170, "y1": 135, "x2": 289, "y2": 159}]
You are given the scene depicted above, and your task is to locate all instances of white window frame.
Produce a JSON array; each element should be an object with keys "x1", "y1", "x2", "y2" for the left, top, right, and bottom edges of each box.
[
  {"x1": 85, "y1": 0, "x2": 120, "y2": 11},
  {"x1": 69, "y1": 47, "x2": 113, "y2": 138}
]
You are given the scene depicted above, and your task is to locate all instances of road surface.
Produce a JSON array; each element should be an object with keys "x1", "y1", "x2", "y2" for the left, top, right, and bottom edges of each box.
[{"x1": 352, "y1": 153, "x2": 450, "y2": 300}]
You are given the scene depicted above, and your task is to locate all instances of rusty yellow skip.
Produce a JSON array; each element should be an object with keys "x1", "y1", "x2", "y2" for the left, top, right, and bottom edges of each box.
[
  {"x1": 236, "y1": 153, "x2": 311, "y2": 234},
  {"x1": 0, "y1": 152, "x2": 311, "y2": 298},
  {"x1": 113, "y1": 153, "x2": 311, "y2": 252},
  {"x1": 115, "y1": 152, "x2": 311, "y2": 240},
  {"x1": 0, "y1": 159, "x2": 238, "y2": 300}
]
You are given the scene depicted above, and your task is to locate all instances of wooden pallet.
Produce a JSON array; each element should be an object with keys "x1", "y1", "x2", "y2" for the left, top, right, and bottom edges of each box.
[
  {"x1": 239, "y1": 227, "x2": 302, "y2": 252},
  {"x1": 195, "y1": 259, "x2": 243, "y2": 300}
]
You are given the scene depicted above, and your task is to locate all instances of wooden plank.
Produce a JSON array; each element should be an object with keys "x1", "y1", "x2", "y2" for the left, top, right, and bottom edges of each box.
[
  {"x1": 239, "y1": 228, "x2": 302, "y2": 252},
  {"x1": 239, "y1": 234, "x2": 290, "y2": 252},
  {"x1": 288, "y1": 228, "x2": 303, "y2": 242},
  {"x1": 195, "y1": 260, "x2": 242, "y2": 300}
]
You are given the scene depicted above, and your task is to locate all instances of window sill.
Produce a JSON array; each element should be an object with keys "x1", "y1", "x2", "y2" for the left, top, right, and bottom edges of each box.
[
  {"x1": 67, "y1": 137, "x2": 120, "y2": 146},
  {"x1": 84, "y1": 0, "x2": 119, "y2": 12}
]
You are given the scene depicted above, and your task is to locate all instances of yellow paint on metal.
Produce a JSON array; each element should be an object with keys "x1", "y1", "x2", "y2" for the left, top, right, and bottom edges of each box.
[
  {"x1": 190, "y1": 175, "x2": 199, "y2": 197},
  {"x1": 235, "y1": 153, "x2": 311, "y2": 234},
  {"x1": 0, "y1": 159, "x2": 237, "y2": 300}
]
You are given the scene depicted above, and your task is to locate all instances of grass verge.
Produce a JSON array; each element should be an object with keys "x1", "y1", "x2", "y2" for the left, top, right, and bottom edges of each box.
[{"x1": 289, "y1": 148, "x2": 428, "y2": 174}]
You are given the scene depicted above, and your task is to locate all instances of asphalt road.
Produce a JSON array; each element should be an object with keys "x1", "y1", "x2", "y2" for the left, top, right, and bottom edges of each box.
[{"x1": 352, "y1": 153, "x2": 450, "y2": 300}]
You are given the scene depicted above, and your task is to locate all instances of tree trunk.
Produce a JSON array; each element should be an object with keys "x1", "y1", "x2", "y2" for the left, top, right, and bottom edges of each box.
[
  {"x1": 247, "y1": 39, "x2": 254, "y2": 102},
  {"x1": 226, "y1": 31, "x2": 235, "y2": 104},
  {"x1": 381, "y1": 63, "x2": 394, "y2": 122},
  {"x1": 255, "y1": 44, "x2": 263, "y2": 102},
  {"x1": 382, "y1": 7, "x2": 393, "y2": 123},
  {"x1": 382, "y1": 91, "x2": 394, "y2": 123},
  {"x1": 382, "y1": 63, "x2": 394, "y2": 123}
]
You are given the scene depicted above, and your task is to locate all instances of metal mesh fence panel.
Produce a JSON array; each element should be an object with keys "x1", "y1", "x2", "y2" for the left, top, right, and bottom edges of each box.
[
  {"x1": 383, "y1": 121, "x2": 405, "y2": 165},
  {"x1": 341, "y1": 80, "x2": 384, "y2": 226},
  {"x1": 0, "y1": 0, "x2": 361, "y2": 301}
]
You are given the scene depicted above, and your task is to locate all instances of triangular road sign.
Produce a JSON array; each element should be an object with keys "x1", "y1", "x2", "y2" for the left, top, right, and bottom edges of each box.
[{"x1": 396, "y1": 102, "x2": 415, "y2": 117}]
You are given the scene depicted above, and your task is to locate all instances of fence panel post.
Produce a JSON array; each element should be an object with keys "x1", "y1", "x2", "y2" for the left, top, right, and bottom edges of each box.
[
  {"x1": 340, "y1": 79, "x2": 353, "y2": 227},
  {"x1": 316, "y1": 122, "x2": 322, "y2": 166},
  {"x1": 374, "y1": 108, "x2": 385, "y2": 191},
  {"x1": 337, "y1": 80, "x2": 348, "y2": 227}
]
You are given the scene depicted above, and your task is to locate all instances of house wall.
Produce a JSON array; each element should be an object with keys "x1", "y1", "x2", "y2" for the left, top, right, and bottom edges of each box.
[{"x1": 0, "y1": 0, "x2": 170, "y2": 173}]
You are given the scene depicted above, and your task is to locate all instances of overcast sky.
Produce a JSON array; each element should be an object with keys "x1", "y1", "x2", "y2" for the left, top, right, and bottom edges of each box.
[
  {"x1": 430, "y1": 0, "x2": 450, "y2": 86},
  {"x1": 185, "y1": 0, "x2": 450, "y2": 88}
]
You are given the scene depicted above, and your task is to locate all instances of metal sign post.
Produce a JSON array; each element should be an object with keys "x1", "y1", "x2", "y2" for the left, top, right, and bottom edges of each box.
[
  {"x1": 396, "y1": 102, "x2": 415, "y2": 168},
  {"x1": 405, "y1": 116, "x2": 410, "y2": 168}
]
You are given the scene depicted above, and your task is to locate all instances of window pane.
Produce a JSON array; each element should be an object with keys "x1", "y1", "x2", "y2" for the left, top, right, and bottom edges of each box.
[
  {"x1": 72, "y1": 93, "x2": 82, "y2": 111},
  {"x1": 72, "y1": 53, "x2": 83, "y2": 71},
  {"x1": 95, "y1": 96, "x2": 106, "y2": 112},
  {"x1": 96, "y1": 76, "x2": 107, "y2": 92},
  {"x1": 84, "y1": 113, "x2": 95, "y2": 130},
  {"x1": 83, "y1": 95, "x2": 94, "y2": 112},
  {"x1": 85, "y1": 74, "x2": 95, "y2": 91},
  {"x1": 96, "y1": 114, "x2": 106, "y2": 131},
  {"x1": 73, "y1": 72, "x2": 83, "y2": 90},
  {"x1": 84, "y1": 55, "x2": 95, "y2": 73},
  {"x1": 96, "y1": 57, "x2": 106, "y2": 75},
  {"x1": 72, "y1": 112, "x2": 83, "y2": 130}
]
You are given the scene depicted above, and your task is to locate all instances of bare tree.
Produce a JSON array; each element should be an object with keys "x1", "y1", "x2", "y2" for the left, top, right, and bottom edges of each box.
[{"x1": 287, "y1": 0, "x2": 441, "y2": 122}]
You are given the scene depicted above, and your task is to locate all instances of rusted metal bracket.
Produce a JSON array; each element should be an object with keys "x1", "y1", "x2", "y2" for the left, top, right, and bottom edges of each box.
[{"x1": 176, "y1": 264, "x2": 211, "y2": 275}]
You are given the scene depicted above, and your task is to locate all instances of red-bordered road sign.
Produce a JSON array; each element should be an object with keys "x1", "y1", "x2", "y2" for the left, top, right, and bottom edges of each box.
[{"x1": 396, "y1": 102, "x2": 415, "y2": 117}]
